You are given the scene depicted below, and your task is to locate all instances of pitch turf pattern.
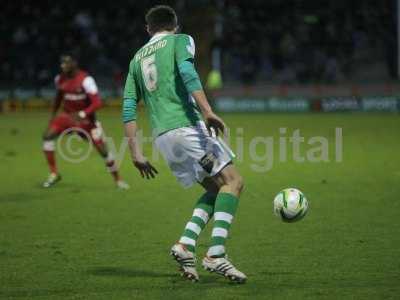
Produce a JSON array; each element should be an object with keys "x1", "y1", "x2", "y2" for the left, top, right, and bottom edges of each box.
[{"x1": 0, "y1": 112, "x2": 399, "y2": 299}]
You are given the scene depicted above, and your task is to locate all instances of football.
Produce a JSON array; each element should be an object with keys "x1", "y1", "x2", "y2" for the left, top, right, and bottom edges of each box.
[{"x1": 274, "y1": 188, "x2": 309, "y2": 222}]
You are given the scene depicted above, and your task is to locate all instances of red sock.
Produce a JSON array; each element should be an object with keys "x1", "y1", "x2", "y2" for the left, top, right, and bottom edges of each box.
[{"x1": 44, "y1": 150, "x2": 57, "y2": 174}]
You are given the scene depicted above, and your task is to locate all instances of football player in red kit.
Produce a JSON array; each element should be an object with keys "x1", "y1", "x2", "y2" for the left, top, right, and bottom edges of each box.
[{"x1": 42, "y1": 54, "x2": 130, "y2": 189}]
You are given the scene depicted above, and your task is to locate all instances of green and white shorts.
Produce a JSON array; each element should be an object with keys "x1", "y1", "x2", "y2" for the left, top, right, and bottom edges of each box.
[{"x1": 155, "y1": 121, "x2": 234, "y2": 188}]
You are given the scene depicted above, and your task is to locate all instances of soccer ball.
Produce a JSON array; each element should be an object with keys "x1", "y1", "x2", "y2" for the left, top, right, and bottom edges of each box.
[{"x1": 273, "y1": 188, "x2": 308, "y2": 222}]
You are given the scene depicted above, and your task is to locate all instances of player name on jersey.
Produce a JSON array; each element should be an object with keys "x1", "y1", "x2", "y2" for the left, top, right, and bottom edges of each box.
[{"x1": 135, "y1": 39, "x2": 168, "y2": 62}]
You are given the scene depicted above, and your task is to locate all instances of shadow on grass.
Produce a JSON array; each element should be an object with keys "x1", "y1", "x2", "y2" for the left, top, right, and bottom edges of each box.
[
  {"x1": 88, "y1": 266, "x2": 225, "y2": 285},
  {"x1": 0, "y1": 188, "x2": 73, "y2": 203},
  {"x1": 259, "y1": 271, "x2": 297, "y2": 276},
  {"x1": 0, "y1": 193, "x2": 33, "y2": 203},
  {"x1": 88, "y1": 266, "x2": 175, "y2": 278}
]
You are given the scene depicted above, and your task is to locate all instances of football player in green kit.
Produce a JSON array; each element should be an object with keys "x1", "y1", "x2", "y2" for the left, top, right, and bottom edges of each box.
[{"x1": 123, "y1": 5, "x2": 246, "y2": 283}]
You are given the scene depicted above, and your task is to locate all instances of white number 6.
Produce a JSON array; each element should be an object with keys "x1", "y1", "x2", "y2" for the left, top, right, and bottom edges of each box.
[{"x1": 141, "y1": 54, "x2": 158, "y2": 92}]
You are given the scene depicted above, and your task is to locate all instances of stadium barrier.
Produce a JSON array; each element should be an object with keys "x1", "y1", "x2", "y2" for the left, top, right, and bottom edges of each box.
[
  {"x1": 0, "y1": 85, "x2": 399, "y2": 113},
  {"x1": 210, "y1": 83, "x2": 400, "y2": 112},
  {"x1": 214, "y1": 96, "x2": 400, "y2": 112},
  {"x1": 1, "y1": 96, "x2": 398, "y2": 113},
  {"x1": 0, "y1": 88, "x2": 123, "y2": 112},
  {"x1": 0, "y1": 98, "x2": 123, "y2": 113}
]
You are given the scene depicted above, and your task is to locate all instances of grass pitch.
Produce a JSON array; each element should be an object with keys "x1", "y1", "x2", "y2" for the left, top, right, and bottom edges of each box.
[{"x1": 0, "y1": 111, "x2": 399, "y2": 299}]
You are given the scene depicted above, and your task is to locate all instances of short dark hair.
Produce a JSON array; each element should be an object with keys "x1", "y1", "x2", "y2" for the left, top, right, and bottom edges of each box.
[
  {"x1": 60, "y1": 51, "x2": 79, "y2": 63},
  {"x1": 145, "y1": 5, "x2": 178, "y2": 34}
]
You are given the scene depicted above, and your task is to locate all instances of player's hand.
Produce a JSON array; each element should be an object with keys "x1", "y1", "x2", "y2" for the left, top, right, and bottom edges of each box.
[
  {"x1": 204, "y1": 111, "x2": 226, "y2": 136},
  {"x1": 73, "y1": 111, "x2": 87, "y2": 120},
  {"x1": 133, "y1": 157, "x2": 158, "y2": 179}
]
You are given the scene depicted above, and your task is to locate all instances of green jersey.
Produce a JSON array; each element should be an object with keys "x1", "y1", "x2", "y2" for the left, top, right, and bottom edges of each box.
[{"x1": 123, "y1": 33, "x2": 203, "y2": 135}]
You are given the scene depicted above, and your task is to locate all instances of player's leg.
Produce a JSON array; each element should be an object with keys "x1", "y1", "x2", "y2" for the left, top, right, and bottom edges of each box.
[
  {"x1": 170, "y1": 177, "x2": 218, "y2": 282},
  {"x1": 42, "y1": 114, "x2": 71, "y2": 187},
  {"x1": 206, "y1": 163, "x2": 243, "y2": 257},
  {"x1": 157, "y1": 125, "x2": 244, "y2": 282},
  {"x1": 89, "y1": 122, "x2": 130, "y2": 189},
  {"x1": 177, "y1": 177, "x2": 219, "y2": 252},
  {"x1": 155, "y1": 128, "x2": 216, "y2": 281},
  {"x1": 43, "y1": 128, "x2": 59, "y2": 175},
  {"x1": 202, "y1": 164, "x2": 247, "y2": 283}
]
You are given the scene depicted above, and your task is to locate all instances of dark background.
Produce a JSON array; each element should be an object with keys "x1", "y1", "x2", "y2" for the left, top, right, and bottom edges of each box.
[{"x1": 0, "y1": 0, "x2": 397, "y2": 90}]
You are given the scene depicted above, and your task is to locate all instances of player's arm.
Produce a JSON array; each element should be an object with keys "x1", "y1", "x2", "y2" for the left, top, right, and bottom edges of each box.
[
  {"x1": 188, "y1": 84, "x2": 225, "y2": 135},
  {"x1": 123, "y1": 65, "x2": 157, "y2": 179},
  {"x1": 124, "y1": 120, "x2": 157, "y2": 179},
  {"x1": 79, "y1": 76, "x2": 102, "y2": 119},
  {"x1": 175, "y1": 35, "x2": 225, "y2": 134},
  {"x1": 51, "y1": 75, "x2": 63, "y2": 118},
  {"x1": 51, "y1": 90, "x2": 63, "y2": 118}
]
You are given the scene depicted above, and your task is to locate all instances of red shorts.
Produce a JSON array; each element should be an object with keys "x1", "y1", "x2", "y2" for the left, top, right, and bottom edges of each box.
[{"x1": 49, "y1": 112, "x2": 104, "y2": 143}]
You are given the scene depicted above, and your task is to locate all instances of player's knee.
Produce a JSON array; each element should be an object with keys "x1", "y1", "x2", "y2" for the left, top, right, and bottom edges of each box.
[
  {"x1": 226, "y1": 173, "x2": 244, "y2": 195},
  {"x1": 43, "y1": 140, "x2": 55, "y2": 152},
  {"x1": 234, "y1": 175, "x2": 244, "y2": 194}
]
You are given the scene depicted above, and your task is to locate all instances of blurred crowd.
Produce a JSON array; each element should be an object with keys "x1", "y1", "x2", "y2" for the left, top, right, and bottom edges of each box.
[
  {"x1": 220, "y1": 0, "x2": 397, "y2": 84},
  {"x1": 0, "y1": 1, "x2": 187, "y2": 89},
  {"x1": 0, "y1": 0, "x2": 397, "y2": 89}
]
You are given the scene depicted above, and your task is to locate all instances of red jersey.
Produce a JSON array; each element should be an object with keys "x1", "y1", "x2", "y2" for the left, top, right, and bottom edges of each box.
[{"x1": 54, "y1": 70, "x2": 102, "y2": 116}]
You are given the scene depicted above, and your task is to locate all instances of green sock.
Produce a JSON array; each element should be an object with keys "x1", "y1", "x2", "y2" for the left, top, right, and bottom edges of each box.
[
  {"x1": 179, "y1": 192, "x2": 216, "y2": 253},
  {"x1": 207, "y1": 192, "x2": 239, "y2": 258}
]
